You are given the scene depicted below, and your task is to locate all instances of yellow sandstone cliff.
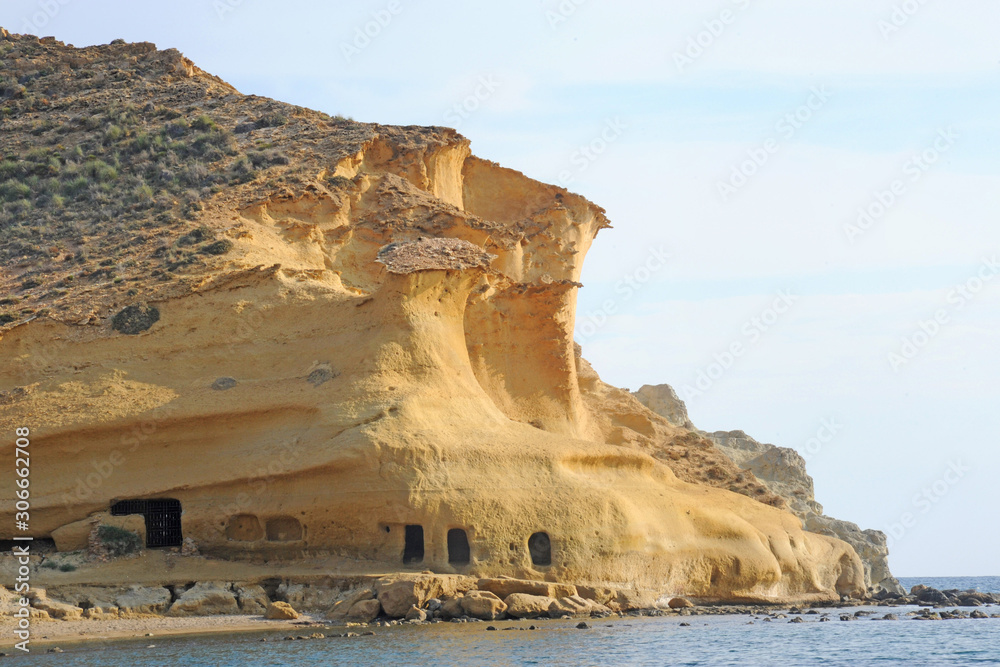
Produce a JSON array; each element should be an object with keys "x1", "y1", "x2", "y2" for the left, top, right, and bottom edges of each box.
[{"x1": 0, "y1": 32, "x2": 864, "y2": 603}]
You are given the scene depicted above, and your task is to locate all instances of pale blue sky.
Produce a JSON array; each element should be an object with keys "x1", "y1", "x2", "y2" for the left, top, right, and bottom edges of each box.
[{"x1": 4, "y1": 0, "x2": 998, "y2": 577}]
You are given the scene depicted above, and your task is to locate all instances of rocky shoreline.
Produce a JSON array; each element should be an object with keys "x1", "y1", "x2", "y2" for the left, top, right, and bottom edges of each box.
[
  {"x1": 4, "y1": 575, "x2": 996, "y2": 644},
  {"x1": 4, "y1": 583, "x2": 997, "y2": 656}
]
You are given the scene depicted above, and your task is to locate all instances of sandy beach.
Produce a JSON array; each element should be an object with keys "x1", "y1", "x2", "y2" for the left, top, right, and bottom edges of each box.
[{"x1": 0, "y1": 613, "x2": 326, "y2": 650}]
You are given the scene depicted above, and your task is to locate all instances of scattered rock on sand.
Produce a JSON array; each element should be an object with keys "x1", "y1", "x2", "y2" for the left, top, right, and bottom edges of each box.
[{"x1": 265, "y1": 601, "x2": 299, "y2": 620}]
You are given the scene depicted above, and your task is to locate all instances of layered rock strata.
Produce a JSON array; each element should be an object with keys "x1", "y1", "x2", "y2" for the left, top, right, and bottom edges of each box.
[
  {"x1": 633, "y1": 385, "x2": 903, "y2": 596},
  {"x1": 0, "y1": 32, "x2": 865, "y2": 603}
]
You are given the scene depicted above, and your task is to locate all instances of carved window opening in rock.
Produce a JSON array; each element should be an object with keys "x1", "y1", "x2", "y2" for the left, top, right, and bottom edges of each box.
[
  {"x1": 110, "y1": 498, "x2": 183, "y2": 548},
  {"x1": 403, "y1": 525, "x2": 424, "y2": 564},
  {"x1": 265, "y1": 516, "x2": 302, "y2": 542},
  {"x1": 447, "y1": 528, "x2": 470, "y2": 566},
  {"x1": 225, "y1": 514, "x2": 263, "y2": 541},
  {"x1": 528, "y1": 531, "x2": 551, "y2": 566}
]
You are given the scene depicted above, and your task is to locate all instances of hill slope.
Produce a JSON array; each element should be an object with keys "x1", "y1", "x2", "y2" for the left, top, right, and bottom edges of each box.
[{"x1": 0, "y1": 30, "x2": 867, "y2": 603}]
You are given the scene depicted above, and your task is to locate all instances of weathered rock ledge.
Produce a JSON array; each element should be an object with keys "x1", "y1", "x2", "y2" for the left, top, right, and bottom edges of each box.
[
  {"x1": 633, "y1": 384, "x2": 904, "y2": 597},
  {"x1": 2, "y1": 33, "x2": 866, "y2": 605}
]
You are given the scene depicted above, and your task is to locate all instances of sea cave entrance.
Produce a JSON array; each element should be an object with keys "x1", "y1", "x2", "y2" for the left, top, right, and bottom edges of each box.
[
  {"x1": 528, "y1": 531, "x2": 551, "y2": 566},
  {"x1": 110, "y1": 498, "x2": 183, "y2": 548},
  {"x1": 403, "y1": 525, "x2": 424, "y2": 564},
  {"x1": 447, "y1": 528, "x2": 470, "y2": 565}
]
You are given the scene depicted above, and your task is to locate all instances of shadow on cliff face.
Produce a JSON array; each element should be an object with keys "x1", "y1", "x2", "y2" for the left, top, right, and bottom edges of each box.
[
  {"x1": 633, "y1": 384, "x2": 904, "y2": 597},
  {"x1": 0, "y1": 32, "x2": 870, "y2": 605}
]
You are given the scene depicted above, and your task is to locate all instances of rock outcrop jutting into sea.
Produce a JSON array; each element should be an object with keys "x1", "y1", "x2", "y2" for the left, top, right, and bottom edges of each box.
[
  {"x1": 0, "y1": 31, "x2": 878, "y2": 604},
  {"x1": 633, "y1": 385, "x2": 903, "y2": 597}
]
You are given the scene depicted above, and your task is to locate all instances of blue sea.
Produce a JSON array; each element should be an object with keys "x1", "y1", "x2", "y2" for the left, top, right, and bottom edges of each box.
[
  {"x1": 898, "y1": 576, "x2": 1000, "y2": 594},
  {"x1": 16, "y1": 577, "x2": 1000, "y2": 666}
]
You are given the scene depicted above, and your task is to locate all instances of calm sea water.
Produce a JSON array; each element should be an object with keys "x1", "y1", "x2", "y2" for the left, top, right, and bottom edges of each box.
[
  {"x1": 899, "y1": 576, "x2": 1000, "y2": 594},
  {"x1": 19, "y1": 577, "x2": 1000, "y2": 666}
]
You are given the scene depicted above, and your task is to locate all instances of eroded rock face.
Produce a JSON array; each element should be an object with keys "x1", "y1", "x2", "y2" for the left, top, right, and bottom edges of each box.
[
  {"x1": 632, "y1": 385, "x2": 694, "y2": 429},
  {"x1": 804, "y1": 515, "x2": 902, "y2": 596},
  {"x1": 707, "y1": 430, "x2": 823, "y2": 518},
  {"x1": 167, "y1": 582, "x2": 240, "y2": 616},
  {"x1": 0, "y1": 35, "x2": 867, "y2": 605},
  {"x1": 30, "y1": 590, "x2": 84, "y2": 620},
  {"x1": 115, "y1": 586, "x2": 172, "y2": 616},
  {"x1": 234, "y1": 584, "x2": 270, "y2": 614},
  {"x1": 636, "y1": 389, "x2": 903, "y2": 597}
]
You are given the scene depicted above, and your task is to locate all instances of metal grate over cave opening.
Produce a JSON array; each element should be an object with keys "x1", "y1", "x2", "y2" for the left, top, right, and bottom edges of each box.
[{"x1": 110, "y1": 498, "x2": 183, "y2": 548}]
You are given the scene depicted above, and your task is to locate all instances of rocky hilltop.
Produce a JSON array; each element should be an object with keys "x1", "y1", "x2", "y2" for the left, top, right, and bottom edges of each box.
[
  {"x1": 1, "y1": 31, "x2": 870, "y2": 605},
  {"x1": 633, "y1": 385, "x2": 903, "y2": 596}
]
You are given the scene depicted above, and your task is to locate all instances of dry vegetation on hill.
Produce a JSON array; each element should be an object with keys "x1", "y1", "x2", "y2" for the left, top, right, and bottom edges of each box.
[
  {"x1": 0, "y1": 30, "x2": 789, "y2": 508},
  {"x1": 0, "y1": 31, "x2": 445, "y2": 327},
  {"x1": 0, "y1": 31, "x2": 868, "y2": 605}
]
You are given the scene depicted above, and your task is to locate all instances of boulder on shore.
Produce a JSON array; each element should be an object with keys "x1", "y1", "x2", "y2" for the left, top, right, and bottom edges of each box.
[
  {"x1": 167, "y1": 582, "x2": 239, "y2": 617},
  {"x1": 376, "y1": 575, "x2": 470, "y2": 618},
  {"x1": 346, "y1": 599, "x2": 381, "y2": 623},
  {"x1": 326, "y1": 588, "x2": 376, "y2": 620},
  {"x1": 548, "y1": 595, "x2": 610, "y2": 617},
  {"x1": 504, "y1": 593, "x2": 556, "y2": 619},
  {"x1": 460, "y1": 591, "x2": 507, "y2": 620},
  {"x1": 265, "y1": 601, "x2": 299, "y2": 620},
  {"x1": 477, "y1": 577, "x2": 577, "y2": 600}
]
